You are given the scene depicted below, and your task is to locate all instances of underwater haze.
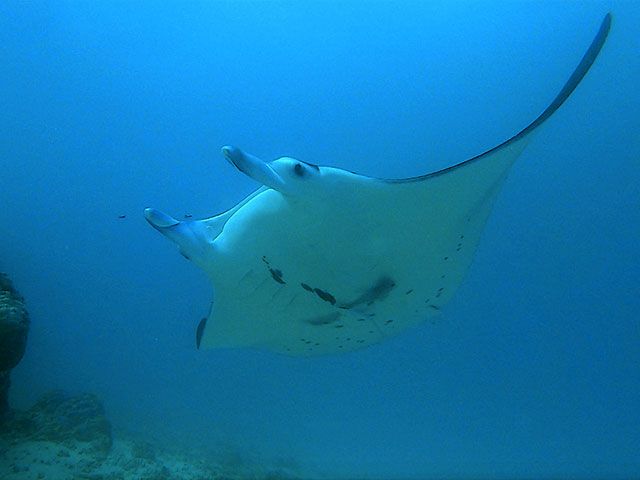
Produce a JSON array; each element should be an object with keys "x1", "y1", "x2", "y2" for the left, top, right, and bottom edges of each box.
[{"x1": 2, "y1": 0, "x2": 639, "y2": 478}]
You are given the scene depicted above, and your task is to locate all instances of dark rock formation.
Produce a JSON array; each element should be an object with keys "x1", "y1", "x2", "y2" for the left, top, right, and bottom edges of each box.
[
  {"x1": 0, "y1": 391, "x2": 302, "y2": 479},
  {"x1": 0, "y1": 273, "x2": 30, "y2": 416},
  {"x1": 2, "y1": 391, "x2": 113, "y2": 456}
]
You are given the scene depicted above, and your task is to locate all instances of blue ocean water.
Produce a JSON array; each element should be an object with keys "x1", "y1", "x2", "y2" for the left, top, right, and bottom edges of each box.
[{"x1": 1, "y1": 0, "x2": 638, "y2": 478}]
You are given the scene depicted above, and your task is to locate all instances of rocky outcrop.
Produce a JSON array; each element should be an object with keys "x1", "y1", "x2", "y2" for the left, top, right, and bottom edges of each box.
[
  {"x1": 0, "y1": 391, "x2": 304, "y2": 479},
  {"x1": 0, "y1": 273, "x2": 30, "y2": 416},
  {"x1": 0, "y1": 391, "x2": 226, "y2": 479},
  {"x1": 3, "y1": 391, "x2": 113, "y2": 457}
]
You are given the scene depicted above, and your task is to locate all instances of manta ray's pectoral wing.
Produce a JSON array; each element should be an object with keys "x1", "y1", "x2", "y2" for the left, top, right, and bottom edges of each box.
[
  {"x1": 375, "y1": 12, "x2": 611, "y2": 278},
  {"x1": 349, "y1": 13, "x2": 612, "y2": 347}
]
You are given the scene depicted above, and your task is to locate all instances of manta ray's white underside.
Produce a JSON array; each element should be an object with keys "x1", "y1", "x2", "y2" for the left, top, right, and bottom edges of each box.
[{"x1": 145, "y1": 14, "x2": 610, "y2": 356}]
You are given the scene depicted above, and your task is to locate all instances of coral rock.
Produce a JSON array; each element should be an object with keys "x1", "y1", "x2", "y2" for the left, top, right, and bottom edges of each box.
[
  {"x1": 0, "y1": 273, "x2": 29, "y2": 372},
  {"x1": 4, "y1": 391, "x2": 113, "y2": 457}
]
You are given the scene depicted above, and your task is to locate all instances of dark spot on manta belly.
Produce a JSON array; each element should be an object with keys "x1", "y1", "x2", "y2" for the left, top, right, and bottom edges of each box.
[
  {"x1": 340, "y1": 275, "x2": 396, "y2": 309},
  {"x1": 314, "y1": 288, "x2": 336, "y2": 305},
  {"x1": 269, "y1": 268, "x2": 285, "y2": 284},
  {"x1": 261, "y1": 256, "x2": 286, "y2": 284},
  {"x1": 299, "y1": 281, "x2": 338, "y2": 306}
]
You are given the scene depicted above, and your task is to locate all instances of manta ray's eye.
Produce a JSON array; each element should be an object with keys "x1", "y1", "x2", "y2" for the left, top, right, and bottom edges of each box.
[{"x1": 293, "y1": 163, "x2": 305, "y2": 177}]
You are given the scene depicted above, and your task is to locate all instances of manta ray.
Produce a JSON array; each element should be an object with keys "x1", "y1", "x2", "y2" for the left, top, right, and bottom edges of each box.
[{"x1": 145, "y1": 14, "x2": 611, "y2": 356}]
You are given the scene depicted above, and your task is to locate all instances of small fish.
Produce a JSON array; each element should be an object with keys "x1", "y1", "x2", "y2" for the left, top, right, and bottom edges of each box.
[{"x1": 118, "y1": 214, "x2": 126, "y2": 219}]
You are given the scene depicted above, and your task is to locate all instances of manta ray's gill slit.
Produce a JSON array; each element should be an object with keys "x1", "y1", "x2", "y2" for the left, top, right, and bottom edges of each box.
[
  {"x1": 286, "y1": 294, "x2": 299, "y2": 307},
  {"x1": 272, "y1": 281, "x2": 290, "y2": 299},
  {"x1": 248, "y1": 277, "x2": 270, "y2": 296},
  {"x1": 238, "y1": 269, "x2": 255, "y2": 285}
]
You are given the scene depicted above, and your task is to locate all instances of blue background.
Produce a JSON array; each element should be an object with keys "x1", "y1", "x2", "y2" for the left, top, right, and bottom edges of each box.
[{"x1": 1, "y1": 1, "x2": 638, "y2": 478}]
